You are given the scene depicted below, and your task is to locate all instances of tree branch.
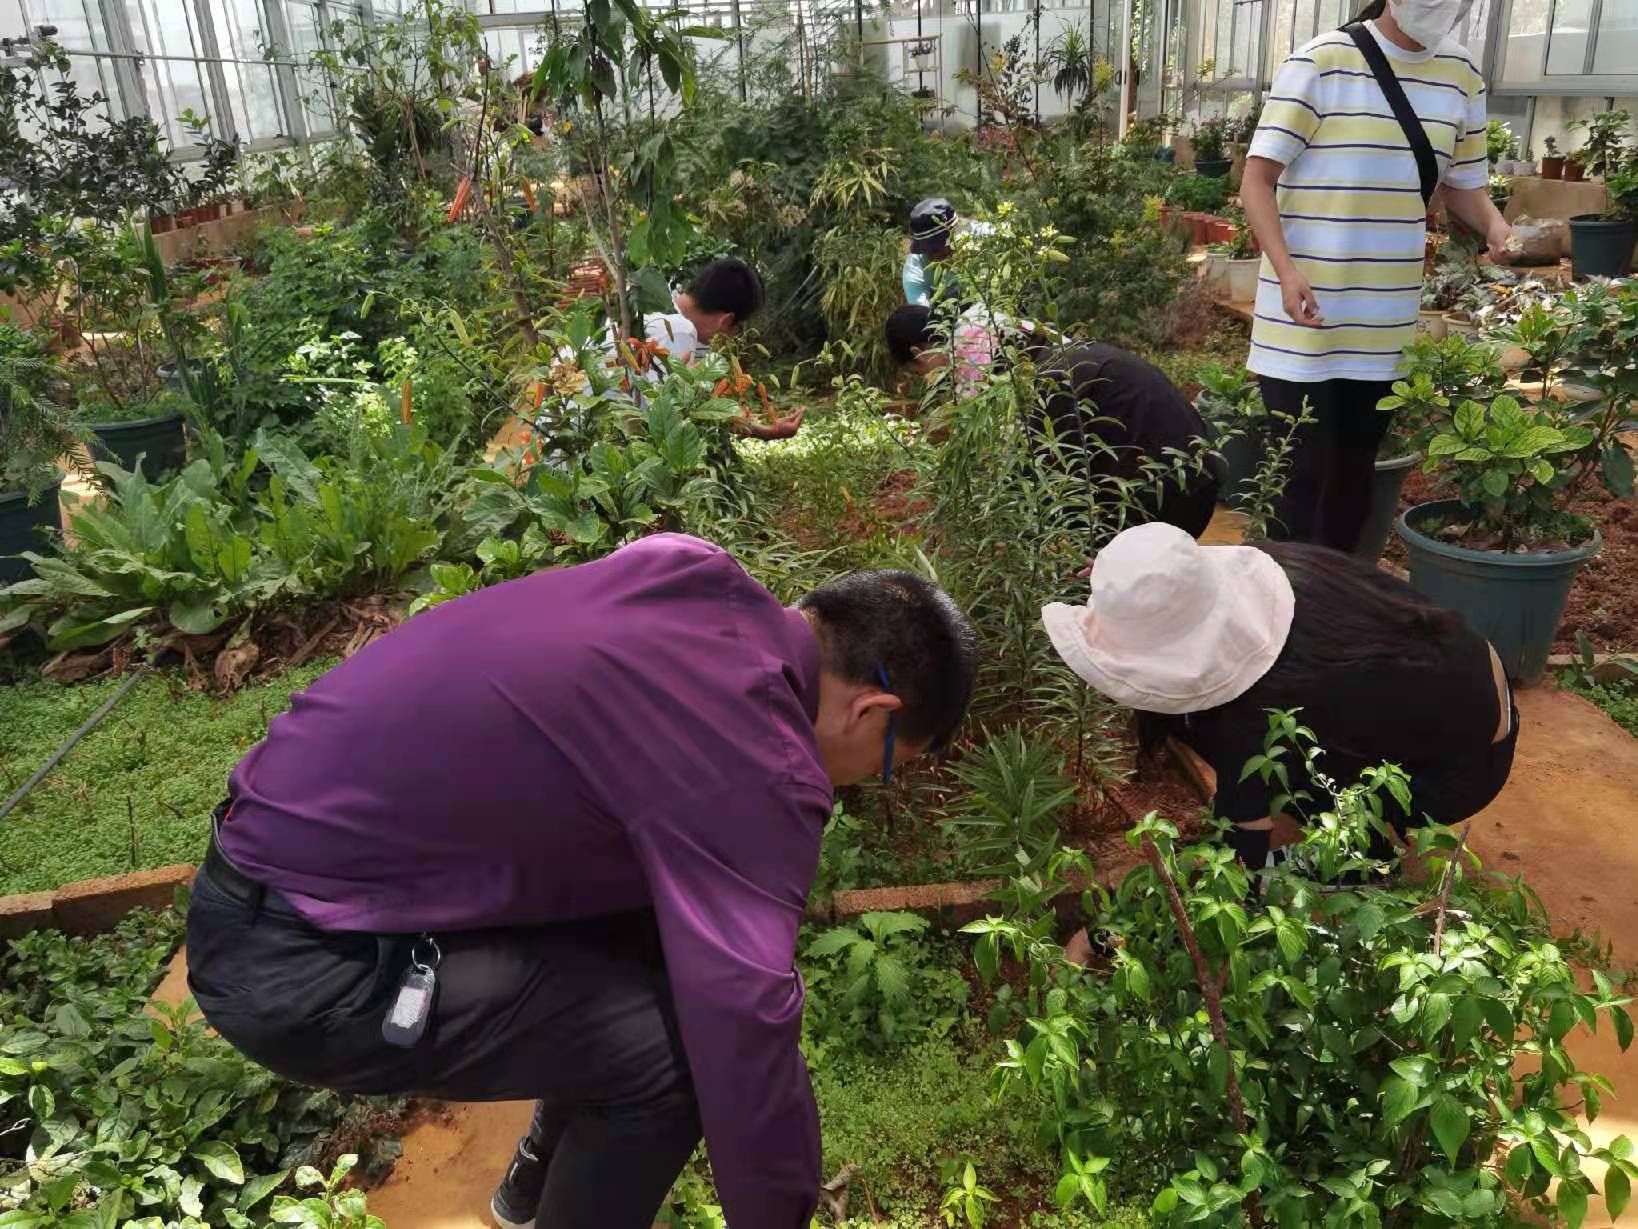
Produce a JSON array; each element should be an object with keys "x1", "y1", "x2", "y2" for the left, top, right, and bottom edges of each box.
[{"x1": 1141, "y1": 837, "x2": 1248, "y2": 1136}]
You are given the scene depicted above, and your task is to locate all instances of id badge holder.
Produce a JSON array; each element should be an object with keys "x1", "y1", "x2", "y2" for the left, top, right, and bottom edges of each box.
[{"x1": 382, "y1": 934, "x2": 440, "y2": 1048}]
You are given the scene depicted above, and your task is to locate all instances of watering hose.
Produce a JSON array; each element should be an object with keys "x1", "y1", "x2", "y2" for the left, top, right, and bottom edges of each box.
[{"x1": 0, "y1": 668, "x2": 150, "y2": 824}]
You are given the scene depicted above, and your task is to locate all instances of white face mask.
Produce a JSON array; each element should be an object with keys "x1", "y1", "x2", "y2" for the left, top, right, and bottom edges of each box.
[{"x1": 1387, "y1": 0, "x2": 1467, "y2": 47}]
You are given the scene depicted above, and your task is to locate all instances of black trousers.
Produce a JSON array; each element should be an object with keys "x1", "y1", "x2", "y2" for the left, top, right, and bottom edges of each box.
[
  {"x1": 1224, "y1": 699, "x2": 1520, "y2": 867},
  {"x1": 1258, "y1": 376, "x2": 1395, "y2": 552},
  {"x1": 186, "y1": 841, "x2": 701, "y2": 1229},
  {"x1": 1143, "y1": 470, "x2": 1222, "y2": 540}
]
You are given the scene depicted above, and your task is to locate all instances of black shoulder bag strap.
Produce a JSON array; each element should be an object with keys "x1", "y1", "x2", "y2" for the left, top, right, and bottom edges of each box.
[{"x1": 1344, "y1": 21, "x2": 1439, "y2": 208}]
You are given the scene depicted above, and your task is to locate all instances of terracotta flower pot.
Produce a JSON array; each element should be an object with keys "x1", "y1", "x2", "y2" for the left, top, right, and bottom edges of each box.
[
  {"x1": 1540, "y1": 156, "x2": 1565, "y2": 180},
  {"x1": 1565, "y1": 162, "x2": 1586, "y2": 183}
]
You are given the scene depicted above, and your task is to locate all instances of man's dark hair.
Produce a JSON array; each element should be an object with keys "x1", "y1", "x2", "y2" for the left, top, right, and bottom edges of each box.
[
  {"x1": 687, "y1": 257, "x2": 764, "y2": 324},
  {"x1": 885, "y1": 304, "x2": 934, "y2": 364},
  {"x1": 798, "y1": 570, "x2": 978, "y2": 753},
  {"x1": 1346, "y1": 0, "x2": 1386, "y2": 22}
]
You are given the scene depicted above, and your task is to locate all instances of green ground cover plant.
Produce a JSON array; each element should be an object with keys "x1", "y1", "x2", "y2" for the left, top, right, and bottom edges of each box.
[
  {"x1": 0, "y1": 661, "x2": 331, "y2": 894},
  {"x1": 0, "y1": 909, "x2": 402, "y2": 1227}
]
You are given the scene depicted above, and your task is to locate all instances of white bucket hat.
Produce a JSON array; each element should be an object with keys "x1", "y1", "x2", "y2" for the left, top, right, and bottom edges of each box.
[{"x1": 1040, "y1": 523, "x2": 1296, "y2": 715}]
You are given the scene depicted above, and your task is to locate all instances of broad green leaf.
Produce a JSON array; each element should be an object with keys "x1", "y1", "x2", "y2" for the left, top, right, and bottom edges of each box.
[
  {"x1": 1381, "y1": 1076, "x2": 1418, "y2": 1126},
  {"x1": 1615, "y1": 1006, "x2": 1634, "y2": 1052},
  {"x1": 238, "y1": 1168, "x2": 290, "y2": 1210},
  {"x1": 1208, "y1": 1044, "x2": 1229, "y2": 1099},
  {"x1": 1354, "y1": 901, "x2": 1385, "y2": 942},
  {"x1": 1429, "y1": 1095, "x2": 1470, "y2": 1164},
  {"x1": 1451, "y1": 995, "x2": 1484, "y2": 1050},
  {"x1": 1608, "y1": 1166, "x2": 1632, "y2": 1218},
  {"x1": 1503, "y1": 1143, "x2": 1533, "y2": 1186},
  {"x1": 192, "y1": 1139, "x2": 245, "y2": 1184},
  {"x1": 1559, "y1": 1179, "x2": 1588, "y2": 1229},
  {"x1": 1549, "y1": 998, "x2": 1577, "y2": 1041},
  {"x1": 180, "y1": 1175, "x2": 205, "y2": 1218}
]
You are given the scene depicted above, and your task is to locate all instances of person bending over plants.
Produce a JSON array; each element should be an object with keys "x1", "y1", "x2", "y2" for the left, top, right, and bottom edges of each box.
[
  {"x1": 885, "y1": 303, "x2": 1225, "y2": 537},
  {"x1": 586, "y1": 256, "x2": 803, "y2": 440},
  {"x1": 185, "y1": 535, "x2": 978, "y2": 1229},
  {"x1": 1043, "y1": 523, "x2": 1516, "y2": 868}
]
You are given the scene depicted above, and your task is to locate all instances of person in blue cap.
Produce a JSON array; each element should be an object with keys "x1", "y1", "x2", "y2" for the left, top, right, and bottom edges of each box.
[{"x1": 903, "y1": 197, "x2": 963, "y2": 307}]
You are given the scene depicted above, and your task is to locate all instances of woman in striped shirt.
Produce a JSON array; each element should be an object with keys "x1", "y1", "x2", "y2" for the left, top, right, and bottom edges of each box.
[{"x1": 1240, "y1": 0, "x2": 1511, "y2": 552}]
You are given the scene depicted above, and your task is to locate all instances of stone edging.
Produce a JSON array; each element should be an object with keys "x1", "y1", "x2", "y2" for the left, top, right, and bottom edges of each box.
[{"x1": 0, "y1": 864, "x2": 195, "y2": 940}]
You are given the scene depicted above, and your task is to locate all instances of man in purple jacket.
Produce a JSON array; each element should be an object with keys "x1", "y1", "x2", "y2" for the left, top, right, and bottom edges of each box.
[{"x1": 185, "y1": 533, "x2": 978, "y2": 1229}]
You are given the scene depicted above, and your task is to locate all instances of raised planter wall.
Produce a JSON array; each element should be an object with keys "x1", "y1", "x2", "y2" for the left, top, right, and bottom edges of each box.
[{"x1": 0, "y1": 863, "x2": 195, "y2": 939}]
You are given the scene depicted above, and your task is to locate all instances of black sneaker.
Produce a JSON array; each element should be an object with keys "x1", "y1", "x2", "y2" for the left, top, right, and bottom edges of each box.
[{"x1": 490, "y1": 1136, "x2": 546, "y2": 1229}]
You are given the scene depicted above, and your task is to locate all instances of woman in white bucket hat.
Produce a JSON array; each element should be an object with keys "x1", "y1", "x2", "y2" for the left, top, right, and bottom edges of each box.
[{"x1": 1042, "y1": 523, "x2": 1517, "y2": 866}]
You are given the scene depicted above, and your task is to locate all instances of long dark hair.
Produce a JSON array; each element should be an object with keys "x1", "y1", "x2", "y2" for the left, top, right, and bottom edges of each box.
[{"x1": 1138, "y1": 541, "x2": 1466, "y2": 753}]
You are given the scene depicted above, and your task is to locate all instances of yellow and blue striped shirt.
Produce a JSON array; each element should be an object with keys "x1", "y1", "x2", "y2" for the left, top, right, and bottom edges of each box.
[{"x1": 1247, "y1": 20, "x2": 1489, "y2": 382}]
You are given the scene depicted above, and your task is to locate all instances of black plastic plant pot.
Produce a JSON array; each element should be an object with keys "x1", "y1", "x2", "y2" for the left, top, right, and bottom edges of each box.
[
  {"x1": 1217, "y1": 432, "x2": 1263, "y2": 510},
  {"x1": 1396, "y1": 499, "x2": 1602, "y2": 686},
  {"x1": 1568, "y1": 213, "x2": 1638, "y2": 279},
  {"x1": 1353, "y1": 452, "x2": 1420, "y2": 562},
  {"x1": 87, "y1": 412, "x2": 188, "y2": 478},
  {"x1": 0, "y1": 481, "x2": 62, "y2": 584},
  {"x1": 1194, "y1": 157, "x2": 1231, "y2": 178}
]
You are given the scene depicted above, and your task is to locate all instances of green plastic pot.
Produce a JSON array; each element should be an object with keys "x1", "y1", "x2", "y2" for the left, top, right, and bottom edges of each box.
[
  {"x1": 1195, "y1": 157, "x2": 1231, "y2": 178},
  {"x1": 0, "y1": 481, "x2": 62, "y2": 584},
  {"x1": 1568, "y1": 213, "x2": 1638, "y2": 279},
  {"x1": 1353, "y1": 452, "x2": 1420, "y2": 562},
  {"x1": 87, "y1": 412, "x2": 188, "y2": 478},
  {"x1": 1396, "y1": 499, "x2": 1601, "y2": 686}
]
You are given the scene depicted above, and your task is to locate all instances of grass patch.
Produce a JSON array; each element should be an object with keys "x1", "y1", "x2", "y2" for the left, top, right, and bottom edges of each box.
[
  {"x1": 0, "y1": 661, "x2": 334, "y2": 894},
  {"x1": 812, "y1": 1027, "x2": 1151, "y2": 1227},
  {"x1": 1563, "y1": 672, "x2": 1638, "y2": 738}
]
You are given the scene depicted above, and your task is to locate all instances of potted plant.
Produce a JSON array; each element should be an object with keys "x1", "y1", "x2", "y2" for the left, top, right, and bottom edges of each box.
[
  {"x1": 1565, "y1": 148, "x2": 1588, "y2": 183},
  {"x1": 1220, "y1": 220, "x2": 1262, "y2": 302},
  {"x1": 1569, "y1": 164, "x2": 1638, "y2": 279},
  {"x1": 1191, "y1": 116, "x2": 1232, "y2": 178},
  {"x1": 1540, "y1": 135, "x2": 1565, "y2": 180},
  {"x1": 1194, "y1": 365, "x2": 1268, "y2": 505},
  {"x1": 1486, "y1": 119, "x2": 1514, "y2": 172},
  {"x1": 1395, "y1": 394, "x2": 1601, "y2": 684},
  {"x1": 1568, "y1": 109, "x2": 1631, "y2": 181},
  {"x1": 0, "y1": 326, "x2": 81, "y2": 583},
  {"x1": 74, "y1": 386, "x2": 193, "y2": 479}
]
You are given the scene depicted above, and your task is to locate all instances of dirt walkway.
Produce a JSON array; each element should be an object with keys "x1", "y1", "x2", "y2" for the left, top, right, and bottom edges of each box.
[{"x1": 1469, "y1": 686, "x2": 1638, "y2": 1228}]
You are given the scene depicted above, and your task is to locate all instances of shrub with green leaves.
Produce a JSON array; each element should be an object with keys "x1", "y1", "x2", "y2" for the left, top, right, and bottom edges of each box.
[
  {"x1": 964, "y1": 716, "x2": 1637, "y2": 1228},
  {"x1": 802, "y1": 912, "x2": 969, "y2": 1054},
  {"x1": 0, "y1": 423, "x2": 454, "y2": 650},
  {"x1": 0, "y1": 911, "x2": 403, "y2": 1228},
  {"x1": 1423, "y1": 394, "x2": 1594, "y2": 550}
]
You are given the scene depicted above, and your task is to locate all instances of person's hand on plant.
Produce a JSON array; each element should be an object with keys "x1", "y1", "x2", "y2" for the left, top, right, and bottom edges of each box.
[{"x1": 1279, "y1": 267, "x2": 1324, "y2": 327}]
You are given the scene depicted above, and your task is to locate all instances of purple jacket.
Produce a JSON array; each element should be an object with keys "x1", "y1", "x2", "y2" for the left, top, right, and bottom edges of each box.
[{"x1": 219, "y1": 534, "x2": 830, "y2": 1226}]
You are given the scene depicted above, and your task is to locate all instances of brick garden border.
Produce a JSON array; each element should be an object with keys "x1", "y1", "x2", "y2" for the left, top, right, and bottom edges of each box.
[{"x1": 0, "y1": 864, "x2": 194, "y2": 940}]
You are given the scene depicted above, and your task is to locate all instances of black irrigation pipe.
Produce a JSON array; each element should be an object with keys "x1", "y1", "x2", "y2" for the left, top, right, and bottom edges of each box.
[{"x1": 0, "y1": 668, "x2": 150, "y2": 825}]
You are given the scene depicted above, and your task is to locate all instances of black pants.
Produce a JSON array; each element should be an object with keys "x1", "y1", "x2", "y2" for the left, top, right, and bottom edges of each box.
[
  {"x1": 186, "y1": 841, "x2": 701, "y2": 1229},
  {"x1": 1258, "y1": 376, "x2": 1395, "y2": 552},
  {"x1": 1143, "y1": 471, "x2": 1222, "y2": 540},
  {"x1": 1224, "y1": 700, "x2": 1520, "y2": 867}
]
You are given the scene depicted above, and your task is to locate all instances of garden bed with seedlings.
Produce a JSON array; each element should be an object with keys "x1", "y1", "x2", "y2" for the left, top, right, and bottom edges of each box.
[{"x1": 7, "y1": 6, "x2": 1638, "y2": 1226}]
